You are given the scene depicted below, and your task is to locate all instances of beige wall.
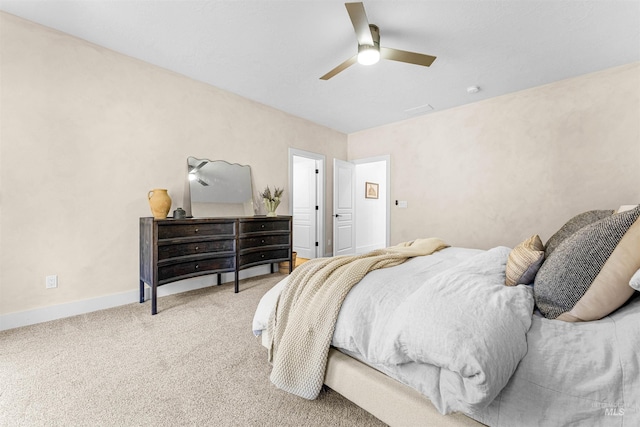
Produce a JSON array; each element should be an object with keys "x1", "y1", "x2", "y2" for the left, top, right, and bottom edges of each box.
[
  {"x1": 2, "y1": 11, "x2": 639, "y2": 322},
  {"x1": 348, "y1": 63, "x2": 640, "y2": 249},
  {"x1": 0, "y1": 13, "x2": 347, "y2": 316}
]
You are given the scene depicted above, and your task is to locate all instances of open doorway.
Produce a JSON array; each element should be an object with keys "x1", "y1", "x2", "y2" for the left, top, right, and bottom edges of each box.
[
  {"x1": 353, "y1": 156, "x2": 390, "y2": 253},
  {"x1": 289, "y1": 148, "x2": 325, "y2": 259},
  {"x1": 333, "y1": 156, "x2": 390, "y2": 256}
]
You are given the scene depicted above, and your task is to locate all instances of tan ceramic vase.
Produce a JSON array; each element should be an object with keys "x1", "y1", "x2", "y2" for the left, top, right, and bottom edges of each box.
[{"x1": 148, "y1": 189, "x2": 172, "y2": 219}]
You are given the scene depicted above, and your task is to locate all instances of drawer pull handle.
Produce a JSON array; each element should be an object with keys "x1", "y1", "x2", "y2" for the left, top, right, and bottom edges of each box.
[
  {"x1": 195, "y1": 264, "x2": 199, "y2": 269},
  {"x1": 195, "y1": 246, "x2": 199, "y2": 251},
  {"x1": 194, "y1": 228, "x2": 199, "y2": 233},
  {"x1": 261, "y1": 239, "x2": 265, "y2": 243},
  {"x1": 261, "y1": 224, "x2": 265, "y2": 228}
]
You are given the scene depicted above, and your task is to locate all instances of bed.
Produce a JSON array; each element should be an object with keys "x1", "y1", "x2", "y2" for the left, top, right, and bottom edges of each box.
[{"x1": 252, "y1": 205, "x2": 640, "y2": 426}]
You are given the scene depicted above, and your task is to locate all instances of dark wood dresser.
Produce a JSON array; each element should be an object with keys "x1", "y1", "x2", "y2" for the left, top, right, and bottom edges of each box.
[{"x1": 140, "y1": 216, "x2": 292, "y2": 314}]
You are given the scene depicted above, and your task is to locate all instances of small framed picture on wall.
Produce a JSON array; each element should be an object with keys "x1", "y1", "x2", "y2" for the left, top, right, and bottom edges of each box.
[{"x1": 365, "y1": 182, "x2": 379, "y2": 199}]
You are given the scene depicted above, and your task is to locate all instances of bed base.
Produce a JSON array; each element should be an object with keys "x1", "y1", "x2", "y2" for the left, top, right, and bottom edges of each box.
[
  {"x1": 324, "y1": 348, "x2": 484, "y2": 426},
  {"x1": 262, "y1": 334, "x2": 484, "y2": 426}
]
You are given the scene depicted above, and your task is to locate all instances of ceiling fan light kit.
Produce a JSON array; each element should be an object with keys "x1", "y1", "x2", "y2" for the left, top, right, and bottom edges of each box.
[
  {"x1": 357, "y1": 23, "x2": 380, "y2": 65},
  {"x1": 321, "y1": 2, "x2": 437, "y2": 80},
  {"x1": 357, "y1": 44, "x2": 380, "y2": 65}
]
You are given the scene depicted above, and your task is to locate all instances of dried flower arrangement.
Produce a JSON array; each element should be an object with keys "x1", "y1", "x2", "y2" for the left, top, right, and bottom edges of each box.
[
  {"x1": 260, "y1": 186, "x2": 284, "y2": 202},
  {"x1": 260, "y1": 186, "x2": 284, "y2": 216}
]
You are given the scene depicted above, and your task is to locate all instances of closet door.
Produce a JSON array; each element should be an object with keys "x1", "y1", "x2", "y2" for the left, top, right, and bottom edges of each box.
[{"x1": 333, "y1": 159, "x2": 355, "y2": 256}]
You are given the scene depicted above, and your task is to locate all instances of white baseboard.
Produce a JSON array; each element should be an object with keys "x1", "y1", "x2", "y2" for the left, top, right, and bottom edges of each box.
[
  {"x1": 356, "y1": 243, "x2": 385, "y2": 255},
  {"x1": 0, "y1": 266, "x2": 271, "y2": 331}
]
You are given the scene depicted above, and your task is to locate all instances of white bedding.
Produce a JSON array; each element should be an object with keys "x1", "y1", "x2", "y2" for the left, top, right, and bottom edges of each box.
[
  {"x1": 254, "y1": 247, "x2": 535, "y2": 414},
  {"x1": 254, "y1": 246, "x2": 640, "y2": 425},
  {"x1": 475, "y1": 294, "x2": 640, "y2": 426}
]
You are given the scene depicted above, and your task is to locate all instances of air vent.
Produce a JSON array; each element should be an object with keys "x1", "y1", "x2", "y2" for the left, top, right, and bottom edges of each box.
[{"x1": 404, "y1": 103, "x2": 434, "y2": 116}]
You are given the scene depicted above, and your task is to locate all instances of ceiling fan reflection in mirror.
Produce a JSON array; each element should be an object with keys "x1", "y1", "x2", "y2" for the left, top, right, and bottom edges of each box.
[
  {"x1": 188, "y1": 160, "x2": 209, "y2": 186},
  {"x1": 320, "y1": 2, "x2": 437, "y2": 80}
]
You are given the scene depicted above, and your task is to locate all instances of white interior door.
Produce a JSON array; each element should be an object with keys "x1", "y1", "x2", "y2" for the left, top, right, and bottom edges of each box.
[
  {"x1": 292, "y1": 156, "x2": 317, "y2": 259},
  {"x1": 289, "y1": 148, "x2": 325, "y2": 258},
  {"x1": 333, "y1": 159, "x2": 355, "y2": 256}
]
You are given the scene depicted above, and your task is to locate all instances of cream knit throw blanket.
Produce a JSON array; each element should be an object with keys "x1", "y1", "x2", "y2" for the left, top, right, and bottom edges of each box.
[{"x1": 267, "y1": 237, "x2": 448, "y2": 399}]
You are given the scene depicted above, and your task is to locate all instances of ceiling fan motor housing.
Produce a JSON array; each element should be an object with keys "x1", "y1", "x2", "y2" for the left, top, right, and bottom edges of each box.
[
  {"x1": 358, "y1": 24, "x2": 380, "y2": 64},
  {"x1": 367, "y1": 24, "x2": 380, "y2": 45}
]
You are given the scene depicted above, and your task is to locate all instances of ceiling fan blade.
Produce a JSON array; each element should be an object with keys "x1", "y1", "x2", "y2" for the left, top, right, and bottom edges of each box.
[
  {"x1": 380, "y1": 47, "x2": 437, "y2": 67},
  {"x1": 345, "y1": 2, "x2": 374, "y2": 46},
  {"x1": 320, "y1": 55, "x2": 357, "y2": 80},
  {"x1": 189, "y1": 161, "x2": 208, "y2": 173}
]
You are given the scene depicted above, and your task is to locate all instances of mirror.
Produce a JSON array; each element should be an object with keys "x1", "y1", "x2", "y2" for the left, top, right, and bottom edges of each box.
[{"x1": 184, "y1": 157, "x2": 255, "y2": 217}]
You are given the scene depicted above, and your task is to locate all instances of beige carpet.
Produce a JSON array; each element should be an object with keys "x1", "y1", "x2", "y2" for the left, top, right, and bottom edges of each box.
[{"x1": 0, "y1": 274, "x2": 385, "y2": 426}]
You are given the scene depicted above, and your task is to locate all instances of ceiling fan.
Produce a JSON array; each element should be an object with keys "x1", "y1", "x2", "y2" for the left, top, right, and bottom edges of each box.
[{"x1": 320, "y1": 2, "x2": 437, "y2": 80}]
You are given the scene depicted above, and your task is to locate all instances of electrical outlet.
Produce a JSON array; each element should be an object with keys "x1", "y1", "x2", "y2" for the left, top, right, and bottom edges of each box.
[
  {"x1": 327, "y1": 239, "x2": 331, "y2": 246},
  {"x1": 46, "y1": 275, "x2": 58, "y2": 289}
]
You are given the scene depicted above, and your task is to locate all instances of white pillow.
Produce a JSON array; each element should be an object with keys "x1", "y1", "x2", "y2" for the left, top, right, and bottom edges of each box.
[
  {"x1": 617, "y1": 205, "x2": 638, "y2": 213},
  {"x1": 631, "y1": 268, "x2": 640, "y2": 291}
]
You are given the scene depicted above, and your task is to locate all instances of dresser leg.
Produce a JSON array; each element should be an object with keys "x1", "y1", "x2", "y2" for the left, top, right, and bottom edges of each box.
[
  {"x1": 234, "y1": 272, "x2": 239, "y2": 293},
  {"x1": 151, "y1": 284, "x2": 158, "y2": 315},
  {"x1": 217, "y1": 274, "x2": 222, "y2": 286},
  {"x1": 139, "y1": 280, "x2": 145, "y2": 303}
]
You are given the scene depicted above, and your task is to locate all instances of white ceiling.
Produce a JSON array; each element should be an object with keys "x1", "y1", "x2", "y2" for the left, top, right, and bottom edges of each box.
[{"x1": 1, "y1": 1, "x2": 639, "y2": 134}]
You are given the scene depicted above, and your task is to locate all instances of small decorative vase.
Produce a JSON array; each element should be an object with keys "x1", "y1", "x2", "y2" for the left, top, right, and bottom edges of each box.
[
  {"x1": 148, "y1": 189, "x2": 172, "y2": 219},
  {"x1": 263, "y1": 198, "x2": 280, "y2": 217},
  {"x1": 173, "y1": 207, "x2": 186, "y2": 219}
]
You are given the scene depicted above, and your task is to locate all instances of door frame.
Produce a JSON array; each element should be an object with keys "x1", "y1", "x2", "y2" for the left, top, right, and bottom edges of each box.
[{"x1": 288, "y1": 148, "x2": 325, "y2": 258}]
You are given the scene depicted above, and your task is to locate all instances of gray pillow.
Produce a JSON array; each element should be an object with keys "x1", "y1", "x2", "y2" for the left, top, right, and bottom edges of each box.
[
  {"x1": 544, "y1": 210, "x2": 614, "y2": 257},
  {"x1": 534, "y1": 205, "x2": 640, "y2": 319}
]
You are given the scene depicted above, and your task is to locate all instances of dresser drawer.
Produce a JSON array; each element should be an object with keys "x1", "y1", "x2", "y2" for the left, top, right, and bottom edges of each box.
[
  {"x1": 239, "y1": 219, "x2": 290, "y2": 234},
  {"x1": 158, "y1": 222, "x2": 235, "y2": 240},
  {"x1": 158, "y1": 256, "x2": 235, "y2": 283},
  {"x1": 158, "y1": 239, "x2": 235, "y2": 260},
  {"x1": 238, "y1": 234, "x2": 289, "y2": 249},
  {"x1": 238, "y1": 248, "x2": 289, "y2": 267}
]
